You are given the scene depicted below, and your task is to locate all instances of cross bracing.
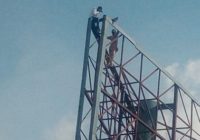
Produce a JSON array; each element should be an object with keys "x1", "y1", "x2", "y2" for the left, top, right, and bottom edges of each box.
[{"x1": 76, "y1": 15, "x2": 200, "y2": 140}]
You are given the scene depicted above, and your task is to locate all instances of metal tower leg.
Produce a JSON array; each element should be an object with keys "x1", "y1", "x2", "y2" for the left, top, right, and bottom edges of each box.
[
  {"x1": 89, "y1": 15, "x2": 108, "y2": 140},
  {"x1": 172, "y1": 84, "x2": 178, "y2": 140},
  {"x1": 75, "y1": 18, "x2": 92, "y2": 140}
]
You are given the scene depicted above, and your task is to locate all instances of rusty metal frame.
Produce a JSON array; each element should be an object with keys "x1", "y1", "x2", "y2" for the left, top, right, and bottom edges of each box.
[{"x1": 76, "y1": 16, "x2": 200, "y2": 140}]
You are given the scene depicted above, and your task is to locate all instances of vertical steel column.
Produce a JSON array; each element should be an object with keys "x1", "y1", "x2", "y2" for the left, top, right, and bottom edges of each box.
[
  {"x1": 117, "y1": 35, "x2": 125, "y2": 140},
  {"x1": 89, "y1": 15, "x2": 108, "y2": 140},
  {"x1": 190, "y1": 100, "x2": 193, "y2": 139},
  {"x1": 75, "y1": 18, "x2": 92, "y2": 140},
  {"x1": 135, "y1": 54, "x2": 144, "y2": 139},
  {"x1": 172, "y1": 84, "x2": 178, "y2": 140}
]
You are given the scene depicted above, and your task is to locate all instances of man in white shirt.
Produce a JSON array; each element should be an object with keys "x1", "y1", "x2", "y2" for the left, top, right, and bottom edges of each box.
[{"x1": 90, "y1": 6, "x2": 103, "y2": 44}]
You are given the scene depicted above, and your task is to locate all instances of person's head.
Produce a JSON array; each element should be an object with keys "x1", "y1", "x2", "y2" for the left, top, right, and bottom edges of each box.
[
  {"x1": 112, "y1": 29, "x2": 117, "y2": 35},
  {"x1": 97, "y1": 6, "x2": 103, "y2": 12}
]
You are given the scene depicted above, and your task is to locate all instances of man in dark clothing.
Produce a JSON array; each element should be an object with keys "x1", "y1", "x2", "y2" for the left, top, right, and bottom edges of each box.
[{"x1": 90, "y1": 6, "x2": 103, "y2": 44}]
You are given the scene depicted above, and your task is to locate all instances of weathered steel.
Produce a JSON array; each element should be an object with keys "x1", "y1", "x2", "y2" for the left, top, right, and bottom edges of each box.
[
  {"x1": 75, "y1": 18, "x2": 92, "y2": 140},
  {"x1": 89, "y1": 15, "x2": 108, "y2": 140},
  {"x1": 76, "y1": 15, "x2": 200, "y2": 140},
  {"x1": 172, "y1": 84, "x2": 178, "y2": 140}
]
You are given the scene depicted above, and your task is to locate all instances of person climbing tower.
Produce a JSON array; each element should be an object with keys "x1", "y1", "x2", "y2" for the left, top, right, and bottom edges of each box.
[
  {"x1": 90, "y1": 6, "x2": 103, "y2": 45},
  {"x1": 106, "y1": 29, "x2": 119, "y2": 66}
]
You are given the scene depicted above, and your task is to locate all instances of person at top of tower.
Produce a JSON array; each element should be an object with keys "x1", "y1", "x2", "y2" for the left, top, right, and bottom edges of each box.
[
  {"x1": 90, "y1": 6, "x2": 103, "y2": 45},
  {"x1": 106, "y1": 29, "x2": 119, "y2": 66}
]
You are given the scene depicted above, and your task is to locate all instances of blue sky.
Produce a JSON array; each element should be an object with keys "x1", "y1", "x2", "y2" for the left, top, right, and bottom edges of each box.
[{"x1": 0, "y1": 0, "x2": 200, "y2": 140}]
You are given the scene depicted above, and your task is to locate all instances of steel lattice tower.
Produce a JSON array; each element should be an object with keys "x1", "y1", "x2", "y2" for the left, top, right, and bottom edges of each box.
[{"x1": 75, "y1": 15, "x2": 200, "y2": 140}]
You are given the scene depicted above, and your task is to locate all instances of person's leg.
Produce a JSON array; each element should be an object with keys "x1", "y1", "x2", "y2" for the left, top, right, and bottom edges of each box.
[
  {"x1": 91, "y1": 27, "x2": 100, "y2": 43},
  {"x1": 91, "y1": 18, "x2": 97, "y2": 38},
  {"x1": 109, "y1": 47, "x2": 115, "y2": 66},
  {"x1": 91, "y1": 17, "x2": 100, "y2": 44},
  {"x1": 95, "y1": 28, "x2": 100, "y2": 45}
]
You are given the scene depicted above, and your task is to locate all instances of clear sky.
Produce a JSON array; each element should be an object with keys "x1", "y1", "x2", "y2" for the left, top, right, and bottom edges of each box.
[{"x1": 0, "y1": 0, "x2": 200, "y2": 140}]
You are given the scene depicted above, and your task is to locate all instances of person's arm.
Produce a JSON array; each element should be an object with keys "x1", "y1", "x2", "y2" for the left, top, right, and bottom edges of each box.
[
  {"x1": 98, "y1": 14, "x2": 105, "y2": 22},
  {"x1": 99, "y1": 17, "x2": 103, "y2": 22}
]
